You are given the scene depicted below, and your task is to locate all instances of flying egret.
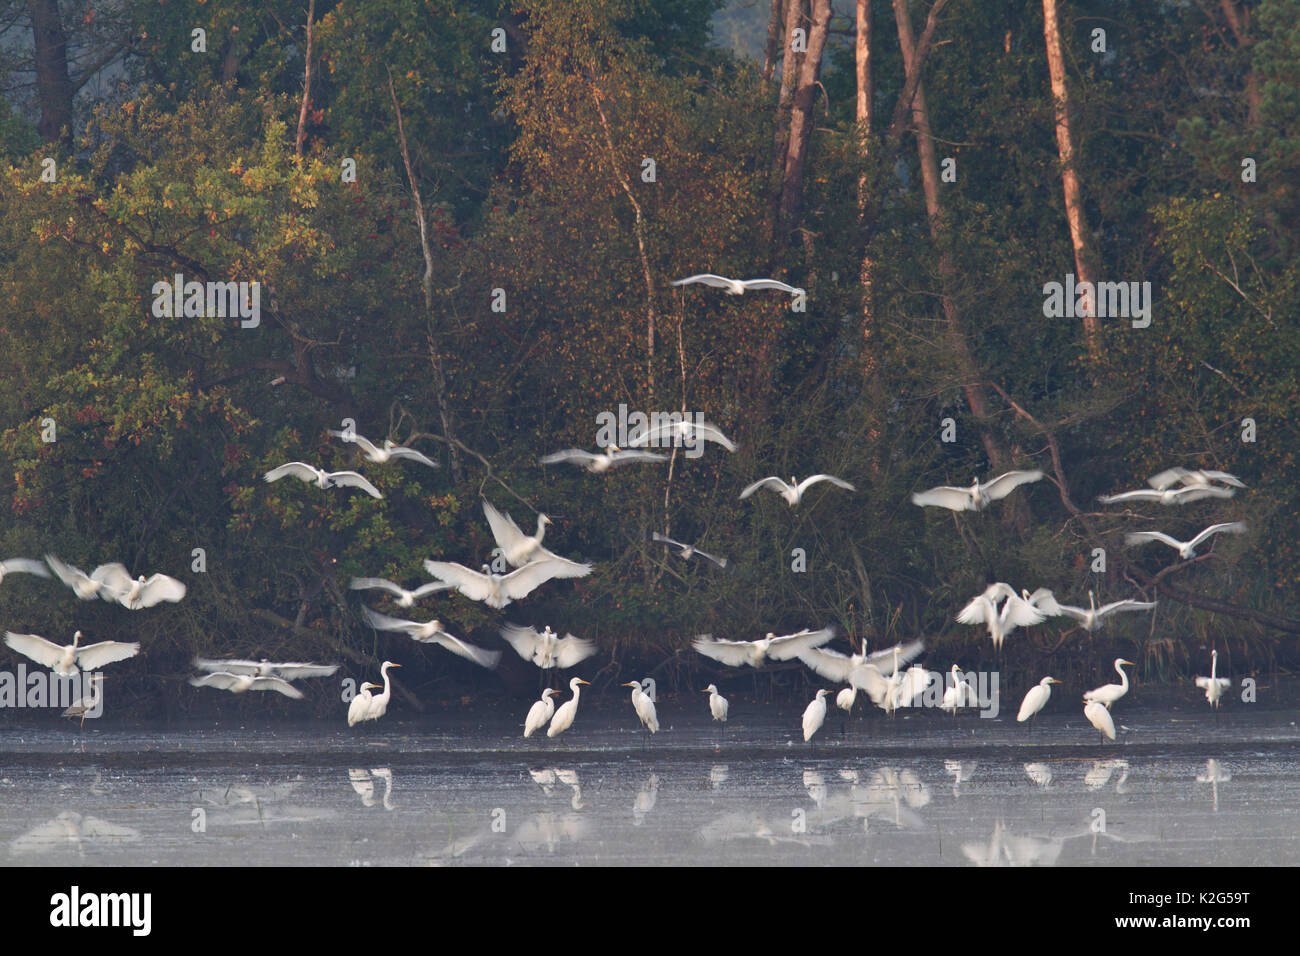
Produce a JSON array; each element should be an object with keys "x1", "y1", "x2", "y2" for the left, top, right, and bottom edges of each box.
[
  {"x1": 539, "y1": 445, "x2": 667, "y2": 473},
  {"x1": 0, "y1": 558, "x2": 51, "y2": 584},
  {"x1": 423, "y1": 558, "x2": 591, "y2": 610},
  {"x1": 670, "y1": 273, "x2": 804, "y2": 296},
  {"x1": 652, "y1": 533, "x2": 729, "y2": 569},
  {"x1": 192, "y1": 658, "x2": 339, "y2": 680},
  {"x1": 523, "y1": 688, "x2": 559, "y2": 738},
  {"x1": 360, "y1": 607, "x2": 501, "y2": 668},
  {"x1": 87, "y1": 563, "x2": 187, "y2": 609},
  {"x1": 188, "y1": 671, "x2": 305, "y2": 699},
  {"x1": 62, "y1": 675, "x2": 106, "y2": 727},
  {"x1": 1195, "y1": 650, "x2": 1231, "y2": 711},
  {"x1": 704, "y1": 684, "x2": 729, "y2": 723},
  {"x1": 955, "y1": 590, "x2": 1046, "y2": 652},
  {"x1": 622, "y1": 679, "x2": 659, "y2": 739},
  {"x1": 348, "y1": 682, "x2": 379, "y2": 727},
  {"x1": 4, "y1": 630, "x2": 139, "y2": 677},
  {"x1": 1035, "y1": 591, "x2": 1156, "y2": 632},
  {"x1": 326, "y1": 430, "x2": 438, "y2": 468},
  {"x1": 911, "y1": 470, "x2": 1043, "y2": 512},
  {"x1": 802, "y1": 689, "x2": 830, "y2": 743},
  {"x1": 1017, "y1": 677, "x2": 1061, "y2": 726},
  {"x1": 1084, "y1": 700, "x2": 1117, "y2": 742},
  {"x1": 1147, "y1": 467, "x2": 1244, "y2": 490},
  {"x1": 44, "y1": 555, "x2": 129, "y2": 600},
  {"x1": 500, "y1": 624, "x2": 597, "y2": 671},
  {"x1": 693, "y1": 627, "x2": 835, "y2": 668},
  {"x1": 482, "y1": 499, "x2": 588, "y2": 572},
  {"x1": 627, "y1": 420, "x2": 737, "y2": 452},
  {"x1": 348, "y1": 577, "x2": 451, "y2": 607},
  {"x1": 350, "y1": 662, "x2": 401, "y2": 726},
  {"x1": 263, "y1": 461, "x2": 383, "y2": 498},
  {"x1": 1084, "y1": 659, "x2": 1136, "y2": 709},
  {"x1": 1097, "y1": 485, "x2": 1234, "y2": 506},
  {"x1": 797, "y1": 639, "x2": 924, "y2": 705},
  {"x1": 739, "y1": 474, "x2": 855, "y2": 507},
  {"x1": 1124, "y1": 522, "x2": 1247, "y2": 561},
  {"x1": 547, "y1": 677, "x2": 590, "y2": 738}
]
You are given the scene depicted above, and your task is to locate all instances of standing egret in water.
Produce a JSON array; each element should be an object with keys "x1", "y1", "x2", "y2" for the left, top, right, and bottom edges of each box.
[
  {"x1": 1084, "y1": 659, "x2": 1135, "y2": 709},
  {"x1": 1195, "y1": 650, "x2": 1231, "y2": 718},
  {"x1": 349, "y1": 662, "x2": 400, "y2": 726},
  {"x1": 547, "y1": 678, "x2": 590, "y2": 738},
  {"x1": 623, "y1": 679, "x2": 659, "y2": 742},
  {"x1": 348, "y1": 683, "x2": 379, "y2": 727},
  {"x1": 802, "y1": 689, "x2": 829, "y2": 743},
  {"x1": 1017, "y1": 677, "x2": 1061, "y2": 726},
  {"x1": 523, "y1": 688, "x2": 559, "y2": 738},
  {"x1": 1084, "y1": 700, "x2": 1117, "y2": 743},
  {"x1": 704, "y1": 684, "x2": 728, "y2": 723}
]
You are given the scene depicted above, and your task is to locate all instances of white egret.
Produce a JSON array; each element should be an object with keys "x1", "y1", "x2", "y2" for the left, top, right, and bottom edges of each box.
[
  {"x1": 62, "y1": 675, "x2": 106, "y2": 727},
  {"x1": 739, "y1": 474, "x2": 855, "y2": 507},
  {"x1": 1084, "y1": 659, "x2": 1136, "y2": 709},
  {"x1": 360, "y1": 607, "x2": 501, "y2": 668},
  {"x1": 326, "y1": 430, "x2": 438, "y2": 468},
  {"x1": 652, "y1": 533, "x2": 729, "y2": 569},
  {"x1": 670, "y1": 273, "x2": 804, "y2": 296},
  {"x1": 1084, "y1": 700, "x2": 1117, "y2": 742},
  {"x1": 523, "y1": 688, "x2": 559, "y2": 738},
  {"x1": 351, "y1": 662, "x2": 401, "y2": 725},
  {"x1": 539, "y1": 445, "x2": 667, "y2": 473},
  {"x1": 482, "y1": 499, "x2": 588, "y2": 572},
  {"x1": 693, "y1": 627, "x2": 835, "y2": 668},
  {"x1": 894, "y1": 664, "x2": 939, "y2": 709},
  {"x1": 955, "y1": 590, "x2": 1046, "y2": 652},
  {"x1": 0, "y1": 558, "x2": 51, "y2": 584},
  {"x1": 347, "y1": 682, "x2": 379, "y2": 727},
  {"x1": 1035, "y1": 591, "x2": 1156, "y2": 632},
  {"x1": 1195, "y1": 650, "x2": 1231, "y2": 710},
  {"x1": 44, "y1": 555, "x2": 125, "y2": 600},
  {"x1": 1124, "y1": 522, "x2": 1247, "y2": 560},
  {"x1": 1147, "y1": 467, "x2": 1244, "y2": 490},
  {"x1": 192, "y1": 658, "x2": 339, "y2": 680},
  {"x1": 88, "y1": 563, "x2": 187, "y2": 609},
  {"x1": 348, "y1": 577, "x2": 451, "y2": 607},
  {"x1": 423, "y1": 558, "x2": 591, "y2": 610},
  {"x1": 911, "y1": 470, "x2": 1043, "y2": 512},
  {"x1": 622, "y1": 679, "x2": 659, "y2": 735},
  {"x1": 547, "y1": 677, "x2": 590, "y2": 738},
  {"x1": 4, "y1": 630, "x2": 139, "y2": 677},
  {"x1": 499, "y1": 624, "x2": 597, "y2": 670},
  {"x1": 263, "y1": 461, "x2": 382, "y2": 498},
  {"x1": 942, "y1": 665, "x2": 980, "y2": 714},
  {"x1": 1097, "y1": 485, "x2": 1234, "y2": 505},
  {"x1": 704, "y1": 684, "x2": 729, "y2": 722},
  {"x1": 188, "y1": 671, "x2": 305, "y2": 699},
  {"x1": 798, "y1": 639, "x2": 924, "y2": 704},
  {"x1": 802, "y1": 689, "x2": 830, "y2": 742},
  {"x1": 1016, "y1": 677, "x2": 1061, "y2": 725},
  {"x1": 627, "y1": 420, "x2": 737, "y2": 452},
  {"x1": 836, "y1": 685, "x2": 858, "y2": 713}
]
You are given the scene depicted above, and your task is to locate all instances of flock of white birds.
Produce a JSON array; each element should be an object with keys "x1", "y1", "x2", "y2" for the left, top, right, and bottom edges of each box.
[{"x1": 0, "y1": 275, "x2": 1250, "y2": 742}]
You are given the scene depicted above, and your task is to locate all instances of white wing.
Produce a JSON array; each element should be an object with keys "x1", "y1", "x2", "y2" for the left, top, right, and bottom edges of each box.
[
  {"x1": 496, "y1": 560, "x2": 591, "y2": 600},
  {"x1": 1001, "y1": 596, "x2": 1047, "y2": 628},
  {"x1": 189, "y1": 672, "x2": 247, "y2": 692},
  {"x1": 1124, "y1": 531, "x2": 1183, "y2": 551},
  {"x1": 44, "y1": 554, "x2": 99, "y2": 596},
  {"x1": 798, "y1": 647, "x2": 854, "y2": 683},
  {"x1": 848, "y1": 664, "x2": 890, "y2": 704},
  {"x1": 325, "y1": 471, "x2": 383, "y2": 498},
  {"x1": 912, "y1": 486, "x2": 975, "y2": 511},
  {"x1": 500, "y1": 624, "x2": 544, "y2": 661},
  {"x1": 0, "y1": 558, "x2": 51, "y2": 578},
  {"x1": 539, "y1": 449, "x2": 600, "y2": 466},
  {"x1": 553, "y1": 634, "x2": 597, "y2": 669},
  {"x1": 692, "y1": 635, "x2": 759, "y2": 668},
  {"x1": 956, "y1": 595, "x2": 996, "y2": 626},
  {"x1": 631, "y1": 421, "x2": 737, "y2": 452},
  {"x1": 1050, "y1": 602, "x2": 1089, "y2": 623},
  {"x1": 75, "y1": 641, "x2": 140, "y2": 669},
  {"x1": 670, "y1": 273, "x2": 736, "y2": 289},
  {"x1": 652, "y1": 532, "x2": 687, "y2": 550},
  {"x1": 193, "y1": 657, "x2": 261, "y2": 675},
  {"x1": 1172, "y1": 486, "x2": 1235, "y2": 503},
  {"x1": 1098, "y1": 489, "x2": 1162, "y2": 503},
  {"x1": 90, "y1": 562, "x2": 134, "y2": 597},
  {"x1": 862, "y1": 640, "x2": 925, "y2": 675},
  {"x1": 1197, "y1": 470, "x2": 1245, "y2": 488},
  {"x1": 739, "y1": 477, "x2": 790, "y2": 500},
  {"x1": 343, "y1": 432, "x2": 382, "y2": 457},
  {"x1": 248, "y1": 677, "x2": 306, "y2": 698},
  {"x1": 795, "y1": 475, "x2": 856, "y2": 496},
  {"x1": 425, "y1": 631, "x2": 501, "y2": 669},
  {"x1": 1147, "y1": 467, "x2": 1191, "y2": 490},
  {"x1": 740, "y1": 278, "x2": 801, "y2": 294},
  {"x1": 268, "y1": 663, "x2": 340, "y2": 680},
  {"x1": 4, "y1": 631, "x2": 68, "y2": 669},
  {"x1": 482, "y1": 499, "x2": 531, "y2": 562},
  {"x1": 1095, "y1": 599, "x2": 1157, "y2": 618},
  {"x1": 387, "y1": 446, "x2": 439, "y2": 468},
  {"x1": 1195, "y1": 676, "x2": 1231, "y2": 691},
  {"x1": 1023, "y1": 588, "x2": 1061, "y2": 614},
  {"x1": 360, "y1": 606, "x2": 427, "y2": 636},
  {"x1": 264, "y1": 462, "x2": 322, "y2": 483},
  {"x1": 349, "y1": 577, "x2": 408, "y2": 597},
  {"x1": 607, "y1": 450, "x2": 669, "y2": 466},
  {"x1": 982, "y1": 470, "x2": 1044, "y2": 500},
  {"x1": 1187, "y1": 522, "x2": 1246, "y2": 549},
  {"x1": 136, "y1": 573, "x2": 187, "y2": 606},
  {"x1": 767, "y1": 627, "x2": 836, "y2": 661}
]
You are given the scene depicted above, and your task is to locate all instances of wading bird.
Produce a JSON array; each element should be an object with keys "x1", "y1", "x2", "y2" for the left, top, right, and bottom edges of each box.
[
  {"x1": 704, "y1": 684, "x2": 728, "y2": 723},
  {"x1": 1124, "y1": 522, "x2": 1247, "y2": 561},
  {"x1": 622, "y1": 679, "x2": 659, "y2": 737},
  {"x1": 1084, "y1": 659, "x2": 1136, "y2": 709},
  {"x1": 263, "y1": 461, "x2": 383, "y2": 498},
  {"x1": 802, "y1": 689, "x2": 829, "y2": 743},
  {"x1": 670, "y1": 274, "x2": 804, "y2": 296},
  {"x1": 942, "y1": 665, "x2": 981, "y2": 714},
  {"x1": 348, "y1": 682, "x2": 379, "y2": 727},
  {"x1": 326, "y1": 430, "x2": 438, "y2": 468},
  {"x1": 349, "y1": 662, "x2": 400, "y2": 726},
  {"x1": 348, "y1": 577, "x2": 451, "y2": 608},
  {"x1": 1084, "y1": 699, "x2": 1116, "y2": 743},
  {"x1": 423, "y1": 558, "x2": 591, "y2": 610},
  {"x1": 539, "y1": 446, "x2": 667, "y2": 473},
  {"x1": 1195, "y1": 650, "x2": 1231, "y2": 711},
  {"x1": 652, "y1": 533, "x2": 729, "y2": 569},
  {"x1": 4, "y1": 630, "x2": 139, "y2": 677},
  {"x1": 62, "y1": 675, "x2": 106, "y2": 727},
  {"x1": 739, "y1": 474, "x2": 855, "y2": 507},
  {"x1": 500, "y1": 624, "x2": 596, "y2": 670},
  {"x1": 523, "y1": 688, "x2": 559, "y2": 738},
  {"x1": 1017, "y1": 677, "x2": 1061, "y2": 725},
  {"x1": 547, "y1": 677, "x2": 590, "y2": 738},
  {"x1": 911, "y1": 470, "x2": 1043, "y2": 512},
  {"x1": 693, "y1": 627, "x2": 836, "y2": 669},
  {"x1": 360, "y1": 607, "x2": 501, "y2": 668}
]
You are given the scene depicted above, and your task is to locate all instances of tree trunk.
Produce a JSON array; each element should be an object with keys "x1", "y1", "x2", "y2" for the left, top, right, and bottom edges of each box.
[
  {"x1": 856, "y1": 0, "x2": 875, "y2": 365},
  {"x1": 1218, "y1": 0, "x2": 1260, "y2": 128},
  {"x1": 768, "y1": 0, "x2": 806, "y2": 251},
  {"x1": 778, "y1": 0, "x2": 832, "y2": 242},
  {"x1": 1042, "y1": 0, "x2": 1100, "y2": 361},
  {"x1": 762, "y1": 0, "x2": 783, "y2": 83},
  {"x1": 296, "y1": 0, "x2": 316, "y2": 158},
  {"x1": 28, "y1": 0, "x2": 74, "y2": 145}
]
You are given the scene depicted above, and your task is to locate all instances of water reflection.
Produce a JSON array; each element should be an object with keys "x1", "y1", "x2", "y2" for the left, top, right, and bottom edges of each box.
[
  {"x1": 1084, "y1": 759, "x2": 1130, "y2": 793},
  {"x1": 962, "y1": 820, "x2": 1062, "y2": 867},
  {"x1": 530, "y1": 767, "x2": 584, "y2": 809},
  {"x1": 11, "y1": 811, "x2": 140, "y2": 856},
  {"x1": 945, "y1": 759, "x2": 977, "y2": 796},
  {"x1": 633, "y1": 774, "x2": 659, "y2": 825},
  {"x1": 698, "y1": 812, "x2": 833, "y2": 847},
  {"x1": 1196, "y1": 759, "x2": 1231, "y2": 811},
  {"x1": 1023, "y1": 762, "x2": 1052, "y2": 788},
  {"x1": 348, "y1": 768, "x2": 395, "y2": 809},
  {"x1": 709, "y1": 765, "x2": 729, "y2": 790}
]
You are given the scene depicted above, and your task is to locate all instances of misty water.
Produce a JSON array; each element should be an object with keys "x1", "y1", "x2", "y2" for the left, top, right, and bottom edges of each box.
[{"x1": 2, "y1": 705, "x2": 1296, "y2": 866}]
